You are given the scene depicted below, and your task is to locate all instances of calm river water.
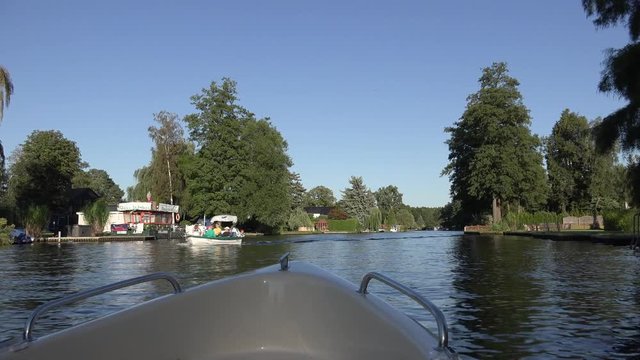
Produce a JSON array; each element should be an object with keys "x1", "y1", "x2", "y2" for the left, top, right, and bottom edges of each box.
[{"x1": 0, "y1": 231, "x2": 639, "y2": 359}]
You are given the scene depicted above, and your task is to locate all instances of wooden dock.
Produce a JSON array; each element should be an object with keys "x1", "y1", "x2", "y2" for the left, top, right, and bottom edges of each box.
[{"x1": 41, "y1": 235, "x2": 156, "y2": 243}]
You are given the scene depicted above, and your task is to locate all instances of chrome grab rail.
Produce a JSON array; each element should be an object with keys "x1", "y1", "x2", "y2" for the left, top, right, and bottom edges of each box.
[
  {"x1": 23, "y1": 272, "x2": 182, "y2": 341},
  {"x1": 358, "y1": 272, "x2": 449, "y2": 348},
  {"x1": 279, "y1": 252, "x2": 290, "y2": 271}
]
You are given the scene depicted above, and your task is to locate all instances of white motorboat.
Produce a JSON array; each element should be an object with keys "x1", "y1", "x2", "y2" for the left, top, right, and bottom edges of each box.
[
  {"x1": 0, "y1": 254, "x2": 458, "y2": 360},
  {"x1": 186, "y1": 234, "x2": 242, "y2": 245},
  {"x1": 185, "y1": 214, "x2": 244, "y2": 245}
]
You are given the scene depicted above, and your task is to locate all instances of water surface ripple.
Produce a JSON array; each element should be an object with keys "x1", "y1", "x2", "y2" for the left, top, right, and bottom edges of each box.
[{"x1": 0, "y1": 232, "x2": 638, "y2": 359}]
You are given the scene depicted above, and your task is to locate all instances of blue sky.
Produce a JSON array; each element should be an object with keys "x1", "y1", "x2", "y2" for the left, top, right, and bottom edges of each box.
[{"x1": 0, "y1": 1, "x2": 630, "y2": 207}]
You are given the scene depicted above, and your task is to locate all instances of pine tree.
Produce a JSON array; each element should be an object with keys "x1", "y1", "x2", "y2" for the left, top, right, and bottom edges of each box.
[{"x1": 340, "y1": 176, "x2": 376, "y2": 227}]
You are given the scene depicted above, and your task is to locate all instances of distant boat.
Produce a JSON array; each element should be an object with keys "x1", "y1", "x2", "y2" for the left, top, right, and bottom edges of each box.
[{"x1": 10, "y1": 229, "x2": 33, "y2": 245}]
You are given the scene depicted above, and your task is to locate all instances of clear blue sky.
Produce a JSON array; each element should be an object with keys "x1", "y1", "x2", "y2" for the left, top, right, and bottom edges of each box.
[{"x1": 0, "y1": 1, "x2": 630, "y2": 207}]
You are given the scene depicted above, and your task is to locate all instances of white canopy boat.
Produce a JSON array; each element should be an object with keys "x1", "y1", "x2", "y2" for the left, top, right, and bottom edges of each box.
[
  {"x1": 0, "y1": 254, "x2": 458, "y2": 360},
  {"x1": 185, "y1": 214, "x2": 243, "y2": 245},
  {"x1": 186, "y1": 235, "x2": 242, "y2": 245}
]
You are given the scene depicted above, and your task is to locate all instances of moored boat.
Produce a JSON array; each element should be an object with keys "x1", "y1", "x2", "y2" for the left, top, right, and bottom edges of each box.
[{"x1": 0, "y1": 254, "x2": 458, "y2": 359}]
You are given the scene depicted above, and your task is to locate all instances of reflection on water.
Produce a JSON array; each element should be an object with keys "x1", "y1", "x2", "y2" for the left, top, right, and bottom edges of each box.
[{"x1": 0, "y1": 232, "x2": 638, "y2": 359}]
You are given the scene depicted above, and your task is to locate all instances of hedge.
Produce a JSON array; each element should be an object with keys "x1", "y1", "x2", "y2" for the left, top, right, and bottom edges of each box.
[
  {"x1": 328, "y1": 219, "x2": 359, "y2": 232},
  {"x1": 602, "y1": 209, "x2": 637, "y2": 232}
]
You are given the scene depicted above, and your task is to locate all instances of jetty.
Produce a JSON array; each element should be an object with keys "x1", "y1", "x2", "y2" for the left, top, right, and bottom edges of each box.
[{"x1": 41, "y1": 235, "x2": 156, "y2": 243}]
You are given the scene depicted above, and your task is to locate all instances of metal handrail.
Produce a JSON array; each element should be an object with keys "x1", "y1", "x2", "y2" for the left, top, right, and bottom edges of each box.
[
  {"x1": 358, "y1": 272, "x2": 449, "y2": 348},
  {"x1": 633, "y1": 213, "x2": 640, "y2": 251},
  {"x1": 23, "y1": 272, "x2": 182, "y2": 341},
  {"x1": 279, "y1": 252, "x2": 290, "y2": 271}
]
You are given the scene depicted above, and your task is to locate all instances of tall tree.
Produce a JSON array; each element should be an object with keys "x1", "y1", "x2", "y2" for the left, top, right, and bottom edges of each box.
[
  {"x1": 82, "y1": 198, "x2": 110, "y2": 235},
  {"x1": 589, "y1": 119, "x2": 629, "y2": 211},
  {"x1": 184, "y1": 78, "x2": 292, "y2": 231},
  {"x1": 8, "y1": 130, "x2": 83, "y2": 214},
  {"x1": 236, "y1": 118, "x2": 293, "y2": 228},
  {"x1": 129, "y1": 112, "x2": 192, "y2": 206},
  {"x1": 396, "y1": 208, "x2": 415, "y2": 230},
  {"x1": 0, "y1": 66, "x2": 14, "y2": 189},
  {"x1": 440, "y1": 200, "x2": 463, "y2": 230},
  {"x1": 545, "y1": 109, "x2": 594, "y2": 212},
  {"x1": 340, "y1": 176, "x2": 376, "y2": 227},
  {"x1": 287, "y1": 207, "x2": 313, "y2": 231},
  {"x1": 0, "y1": 66, "x2": 12, "y2": 122},
  {"x1": 583, "y1": 0, "x2": 640, "y2": 205},
  {"x1": 410, "y1": 207, "x2": 442, "y2": 229},
  {"x1": 305, "y1": 186, "x2": 336, "y2": 207},
  {"x1": 374, "y1": 185, "x2": 404, "y2": 223},
  {"x1": 148, "y1": 111, "x2": 186, "y2": 205},
  {"x1": 366, "y1": 207, "x2": 382, "y2": 231},
  {"x1": 73, "y1": 168, "x2": 124, "y2": 204},
  {"x1": 443, "y1": 62, "x2": 547, "y2": 224},
  {"x1": 127, "y1": 165, "x2": 152, "y2": 201},
  {"x1": 289, "y1": 172, "x2": 306, "y2": 209}
]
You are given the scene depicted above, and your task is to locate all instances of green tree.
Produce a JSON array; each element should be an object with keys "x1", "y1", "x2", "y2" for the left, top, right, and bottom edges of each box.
[
  {"x1": 396, "y1": 208, "x2": 415, "y2": 230},
  {"x1": 236, "y1": 118, "x2": 292, "y2": 229},
  {"x1": 375, "y1": 185, "x2": 404, "y2": 222},
  {"x1": 415, "y1": 214, "x2": 425, "y2": 229},
  {"x1": 443, "y1": 62, "x2": 547, "y2": 224},
  {"x1": 545, "y1": 110, "x2": 593, "y2": 212},
  {"x1": 8, "y1": 130, "x2": 83, "y2": 214},
  {"x1": 184, "y1": 78, "x2": 292, "y2": 231},
  {"x1": 412, "y1": 207, "x2": 442, "y2": 229},
  {"x1": 0, "y1": 218, "x2": 13, "y2": 246},
  {"x1": 287, "y1": 207, "x2": 314, "y2": 230},
  {"x1": 546, "y1": 111, "x2": 627, "y2": 214},
  {"x1": 148, "y1": 111, "x2": 188, "y2": 205},
  {"x1": 127, "y1": 165, "x2": 152, "y2": 201},
  {"x1": 289, "y1": 172, "x2": 306, "y2": 209},
  {"x1": 1, "y1": 66, "x2": 14, "y2": 189},
  {"x1": 386, "y1": 210, "x2": 397, "y2": 227},
  {"x1": 365, "y1": 207, "x2": 382, "y2": 231},
  {"x1": 24, "y1": 205, "x2": 48, "y2": 239},
  {"x1": 583, "y1": 0, "x2": 640, "y2": 205},
  {"x1": 73, "y1": 169, "x2": 124, "y2": 204},
  {"x1": 588, "y1": 136, "x2": 628, "y2": 212},
  {"x1": 328, "y1": 206, "x2": 349, "y2": 220},
  {"x1": 82, "y1": 198, "x2": 109, "y2": 235},
  {"x1": 340, "y1": 176, "x2": 376, "y2": 227},
  {"x1": 440, "y1": 200, "x2": 463, "y2": 230},
  {"x1": 0, "y1": 66, "x2": 12, "y2": 122},
  {"x1": 305, "y1": 186, "x2": 336, "y2": 207}
]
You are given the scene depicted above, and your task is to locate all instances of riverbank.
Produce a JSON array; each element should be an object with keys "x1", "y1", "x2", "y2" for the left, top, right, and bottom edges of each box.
[
  {"x1": 464, "y1": 230, "x2": 635, "y2": 246},
  {"x1": 40, "y1": 235, "x2": 157, "y2": 243}
]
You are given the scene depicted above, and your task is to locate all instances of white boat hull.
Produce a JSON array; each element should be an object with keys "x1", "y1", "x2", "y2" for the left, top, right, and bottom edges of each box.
[
  {"x1": 186, "y1": 235, "x2": 242, "y2": 245},
  {"x1": 1, "y1": 261, "x2": 457, "y2": 360}
]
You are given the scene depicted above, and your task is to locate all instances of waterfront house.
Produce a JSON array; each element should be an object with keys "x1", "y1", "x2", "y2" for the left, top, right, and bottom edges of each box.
[
  {"x1": 303, "y1": 206, "x2": 333, "y2": 219},
  {"x1": 77, "y1": 201, "x2": 180, "y2": 234}
]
